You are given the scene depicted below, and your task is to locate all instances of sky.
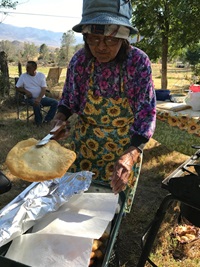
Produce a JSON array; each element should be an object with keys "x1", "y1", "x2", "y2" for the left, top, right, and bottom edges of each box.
[{"x1": 0, "y1": 0, "x2": 83, "y2": 33}]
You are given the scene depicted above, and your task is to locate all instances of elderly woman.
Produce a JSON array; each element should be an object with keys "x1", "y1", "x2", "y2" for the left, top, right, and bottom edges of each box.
[{"x1": 54, "y1": 0, "x2": 156, "y2": 212}]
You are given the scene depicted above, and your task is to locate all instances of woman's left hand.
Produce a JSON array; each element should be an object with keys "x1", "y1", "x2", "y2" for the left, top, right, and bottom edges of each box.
[{"x1": 110, "y1": 147, "x2": 140, "y2": 194}]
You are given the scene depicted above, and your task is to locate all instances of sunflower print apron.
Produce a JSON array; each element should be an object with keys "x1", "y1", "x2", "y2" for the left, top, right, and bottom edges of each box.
[{"x1": 69, "y1": 63, "x2": 142, "y2": 213}]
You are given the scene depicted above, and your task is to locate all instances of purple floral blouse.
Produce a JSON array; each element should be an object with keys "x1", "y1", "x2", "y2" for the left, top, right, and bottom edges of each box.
[{"x1": 58, "y1": 46, "x2": 156, "y2": 148}]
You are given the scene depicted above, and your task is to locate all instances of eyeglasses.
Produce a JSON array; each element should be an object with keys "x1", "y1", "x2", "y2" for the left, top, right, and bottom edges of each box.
[{"x1": 85, "y1": 35, "x2": 121, "y2": 46}]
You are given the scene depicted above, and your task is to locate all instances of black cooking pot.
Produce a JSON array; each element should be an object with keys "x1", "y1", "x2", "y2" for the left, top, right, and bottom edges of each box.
[
  {"x1": 180, "y1": 165, "x2": 200, "y2": 227},
  {"x1": 180, "y1": 203, "x2": 200, "y2": 227},
  {"x1": 193, "y1": 164, "x2": 200, "y2": 176},
  {"x1": 168, "y1": 173, "x2": 200, "y2": 227}
]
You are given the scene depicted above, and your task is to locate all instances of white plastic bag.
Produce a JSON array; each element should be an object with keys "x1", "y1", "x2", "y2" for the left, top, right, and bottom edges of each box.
[{"x1": 185, "y1": 91, "x2": 200, "y2": 111}]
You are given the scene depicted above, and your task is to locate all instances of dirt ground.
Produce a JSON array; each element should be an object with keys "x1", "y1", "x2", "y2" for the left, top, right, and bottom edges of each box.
[
  {"x1": 0, "y1": 141, "x2": 189, "y2": 267},
  {"x1": 0, "y1": 101, "x2": 198, "y2": 267},
  {"x1": 117, "y1": 143, "x2": 200, "y2": 267},
  {"x1": 117, "y1": 141, "x2": 176, "y2": 267}
]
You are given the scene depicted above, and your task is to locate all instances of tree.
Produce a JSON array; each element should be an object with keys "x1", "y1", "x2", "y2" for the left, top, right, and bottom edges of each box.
[
  {"x1": 0, "y1": 0, "x2": 18, "y2": 9},
  {"x1": 0, "y1": 51, "x2": 10, "y2": 96},
  {"x1": 21, "y1": 42, "x2": 38, "y2": 62},
  {"x1": 185, "y1": 43, "x2": 200, "y2": 66},
  {"x1": 0, "y1": 0, "x2": 18, "y2": 23},
  {"x1": 74, "y1": 43, "x2": 84, "y2": 54},
  {"x1": 58, "y1": 30, "x2": 76, "y2": 66},
  {"x1": 0, "y1": 40, "x2": 17, "y2": 62},
  {"x1": 0, "y1": 0, "x2": 17, "y2": 95},
  {"x1": 38, "y1": 43, "x2": 49, "y2": 63},
  {"x1": 131, "y1": 0, "x2": 200, "y2": 90},
  {"x1": 185, "y1": 43, "x2": 200, "y2": 83},
  {"x1": 49, "y1": 48, "x2": 60, "y2": 65}
]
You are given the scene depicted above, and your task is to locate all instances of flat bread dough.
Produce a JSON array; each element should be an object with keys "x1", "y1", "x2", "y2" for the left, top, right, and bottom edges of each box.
[{"x1": 6, "y1": 138, "x2": 76, "y2": 182}]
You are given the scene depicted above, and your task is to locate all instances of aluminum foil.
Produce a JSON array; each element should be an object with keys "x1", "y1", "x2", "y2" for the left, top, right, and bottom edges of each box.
[{"x1": 0, "y1": 171, "x2": 93, "y2": 247}]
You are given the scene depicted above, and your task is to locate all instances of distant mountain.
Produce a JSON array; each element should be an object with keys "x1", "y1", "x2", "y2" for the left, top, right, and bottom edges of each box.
[{"x1": 0, "y1": 23, "x2": 83, "y2": 47}]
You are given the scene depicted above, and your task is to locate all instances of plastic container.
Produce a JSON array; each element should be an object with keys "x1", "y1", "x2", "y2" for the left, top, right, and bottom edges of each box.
[
  {"x1": 185, "y1": 91, "x2": 200, "y2": 111},
  {"x1": 189, "y1": 84, "x2": 200, "y2": 92},
  {"x1": 155, "y1": 89, "x2": 171, "y2": 101},
  {"x1": 169, "y1": 94, "x2": 186, "y2": 103}
]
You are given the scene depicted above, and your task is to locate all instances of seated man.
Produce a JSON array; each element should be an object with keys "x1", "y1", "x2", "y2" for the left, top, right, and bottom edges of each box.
[{"x1": 15, "y1": 61, "x2": 58, "y2": 126}]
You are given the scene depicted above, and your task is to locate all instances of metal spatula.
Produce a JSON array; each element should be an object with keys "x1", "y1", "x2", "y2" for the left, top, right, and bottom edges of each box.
[{"x1": 36, "y1": 122, "x2": 67, "y2": 147}]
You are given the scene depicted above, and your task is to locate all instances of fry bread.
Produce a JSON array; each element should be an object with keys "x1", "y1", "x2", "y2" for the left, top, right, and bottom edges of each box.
[
  {"x1": 92, "y1": 239, "x2": 103, "y2": 251},
  {"x1": 6, "y1": 138, "x2": 76, "y2": 182}
]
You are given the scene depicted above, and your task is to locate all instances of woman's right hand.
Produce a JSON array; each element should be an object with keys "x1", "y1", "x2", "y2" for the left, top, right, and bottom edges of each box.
[
  {"x1": 52, "y1": 112, "x2": 70, "y2": 140},
  {"x1": 53, "y1": 112, "x2": 67, "y2": 124}
]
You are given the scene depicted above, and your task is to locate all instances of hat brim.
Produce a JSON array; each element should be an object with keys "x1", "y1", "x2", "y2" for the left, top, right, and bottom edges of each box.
[{"x1": 72, "y1": 13, "x2": 138, "y2": 35}]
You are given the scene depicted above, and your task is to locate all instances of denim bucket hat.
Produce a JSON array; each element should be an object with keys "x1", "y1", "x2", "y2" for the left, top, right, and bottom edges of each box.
[{"x1": 72, "y1": 0, "x2": 138, "y2": 35}]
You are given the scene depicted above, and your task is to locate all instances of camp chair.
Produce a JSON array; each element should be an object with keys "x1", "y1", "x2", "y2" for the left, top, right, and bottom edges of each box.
[{"x1": 15, "y1": 77, "x2": 49, "y2": 124}]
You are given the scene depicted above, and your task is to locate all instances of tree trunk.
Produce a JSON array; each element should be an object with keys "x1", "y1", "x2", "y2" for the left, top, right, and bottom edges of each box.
[
  {"x1": 161, "y1": 34, "x2": 168, "y2": 90},
  {"x1": 0, "y1": 51, "x2": 10, "y2": 96},
  {"x1": 18, "y1": 62, "x2": 22, "y2": 76}
]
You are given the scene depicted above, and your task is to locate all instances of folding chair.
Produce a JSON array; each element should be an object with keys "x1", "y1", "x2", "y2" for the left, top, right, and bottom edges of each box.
[
  {"x1": 136, "y1": 146, "x2": 200, "y2": 267},
  {"x1": 16, "y1": 91, "x2": 34, "y2": 123},
  {"x1": 15, "y1": 77, "x2": 33, "y2": 123},
  {"x1": 15, "y1": 77, "x2": 48, "y2": 124}
]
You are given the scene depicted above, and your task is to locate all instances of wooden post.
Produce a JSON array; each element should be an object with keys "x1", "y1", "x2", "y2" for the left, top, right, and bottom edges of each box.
[
  {"x1": 0, "y1": 51, "x2": 10, "y2": 96},
  {"x1": 18, "y1": 62, "x2": 22, "y2": 76}
]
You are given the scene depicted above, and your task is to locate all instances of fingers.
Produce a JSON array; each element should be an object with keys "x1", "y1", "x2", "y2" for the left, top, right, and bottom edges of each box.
[
  {"x1": 52, "y1": 114, "x2": 68, "y2": 128},
  {"x1": 50, "y1": 121, "x2": 66, "y2": 134},
  {"x1": 33, "y1": 98, "x2": 40, "y2": 106},
  {"x1": 25, "y1": 92, "x2": 32, "y2": 98},
  {"x1": 33, "y1": 102, "x2": 40, "y2": 106},
  {"x1": 110, "y1": 149, "x2": 140, "y2": 194},
  {"x1": 53, "y1": 112, "x2": 67, "y2": 123},
  {"x1": 110, "y1": 178, "x2": 127, "y2": 194},
  {"x1": 51, "y1": 122, "x2": 71, "y2": 141},
  {"x1": 110, "y1": 162, "x2": 131, "y2": 194},
  {"x1": 53, "y1": 128, "x2": 70, "y2": 140}
]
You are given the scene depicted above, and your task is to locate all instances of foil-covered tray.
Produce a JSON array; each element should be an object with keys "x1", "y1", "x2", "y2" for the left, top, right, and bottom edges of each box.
[{"x1": 0, "y1": 171, "x2": 93, "y2": 247}]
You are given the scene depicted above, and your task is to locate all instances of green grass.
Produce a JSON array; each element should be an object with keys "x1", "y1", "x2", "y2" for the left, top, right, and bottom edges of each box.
[
  {"x1": 0, "y1": 105, "x2": 198, "y2": 267},
  {"x1": 1, "y1": 63, "x2": 198, "y2": 267},
  {"x1": 8, "y1": 63, "x2": 193, "y2": 92},
  {"x1": 8, "y1": 65, "x2": 66, "y2": 84},
  {"x1": 151, "y1": 63, "x2": 192, "y2": 90}
]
